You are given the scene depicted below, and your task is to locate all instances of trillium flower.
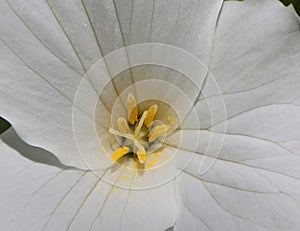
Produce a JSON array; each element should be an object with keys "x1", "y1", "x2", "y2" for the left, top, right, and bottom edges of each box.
[{"x1": 1, "y1": 0, "x2": 300, "y2": 230}]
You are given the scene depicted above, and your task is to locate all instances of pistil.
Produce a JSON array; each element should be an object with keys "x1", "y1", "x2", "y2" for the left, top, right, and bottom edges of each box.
[
  {"x1": 134, "y1": 111, "x2": 147, "y2": 137},
  {"x1": 109, "y1": 93, "x2": 168, "y2": 165}
]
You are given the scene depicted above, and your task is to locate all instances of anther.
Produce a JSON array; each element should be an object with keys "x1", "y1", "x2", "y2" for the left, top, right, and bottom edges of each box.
[
  {"x1": 137, "y1": 150, "x2": 147, "y2": 164},
  {"x1": 127, "y1": 93, "x2": 138, "y2": 124},
  {"x1": 145, "y1": 104, "x2": 158, "y2": 127},
  {"x1": 111, "y1": 146, "x2": 130, "y2": 162}
]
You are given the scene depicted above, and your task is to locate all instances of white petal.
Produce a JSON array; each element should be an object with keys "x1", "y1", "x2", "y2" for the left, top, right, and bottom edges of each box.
[
  {"x1": 110, "y1": 0, "x2": 224, "y2": 63},
  {"x1": 201, "y1": 0, "x2": 299, "y2": 121},
  {"x1": 0, "y1": 128, "x2": 177, "y2": 231},
  {"x1": 175, "y1": 151, "x2": 300, "y2": 230},
  {"x1": 174, "y1": 1, "x2": 300, "y2": 229},
  {"x1": 185, "y1": 0, "x2": 300, "y2": 129},
  {"x1": 0, "y1": 0, "x2": 87, "y2": 168},
  {"x1": 212, "y1": 104, "x2": 300, "y2": 143},
  {"x1": 210, "y1": 0, "x2": 299, "y2": 93},
  {"x1": 0, "y1": 0, "x2": 223, "y2": 168}
]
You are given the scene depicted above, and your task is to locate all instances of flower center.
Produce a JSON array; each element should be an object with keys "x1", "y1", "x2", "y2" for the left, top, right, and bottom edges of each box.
[{"x1": 109, "y1": 93, "x2": 169, "y2": 164}]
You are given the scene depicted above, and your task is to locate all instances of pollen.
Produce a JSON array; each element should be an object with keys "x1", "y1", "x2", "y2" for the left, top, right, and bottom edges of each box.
[{"x1": 109, "y1": 93, "x2": 168, "y2": 165}]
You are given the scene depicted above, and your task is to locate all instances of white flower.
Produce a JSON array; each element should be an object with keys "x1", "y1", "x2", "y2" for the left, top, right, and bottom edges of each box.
[{"x1": 1, "y1": 0, "x2": 300, "y2": 230}]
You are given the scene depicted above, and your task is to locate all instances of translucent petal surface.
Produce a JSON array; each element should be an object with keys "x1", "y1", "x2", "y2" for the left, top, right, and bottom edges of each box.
[
  {"x1": 1, "y1": 0, "x2": 300, "y2": 229},
  {"x1": 0, "y1": 128, "x2": 177, "y2": 231},
  {"x1": 175, "y1": 0, "x2": 300, "y2": 230},
  {"x1": 0, "y1": 0, "x2": 223, "y2": 168}
]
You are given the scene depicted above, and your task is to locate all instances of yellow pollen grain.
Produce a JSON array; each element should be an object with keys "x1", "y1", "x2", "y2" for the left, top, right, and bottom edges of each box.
[
  {"x1": 127, "y1": 93, "x2": 138, "y2": 124},
  {"x1": 137, "y1": 150, "x2": 147, "y2": 164},
  {"x1": 145, "y1": 104, "x2": 158, "y2": 127},
  {"x1": 117, "y1": 117, "x2": 129, "y2": 134},
  {"x1": 145, "y1": 156, "x2": 159, "y2": 168},
  {"x1": 111, "y1": 146, "x2": 130, "y2": 162},
  {"x1": 148, "y1": 124, "x2": 168, "y2": 142},
  {"x1": 167, "y1": 107, "x2": 175, "y2": 127}
]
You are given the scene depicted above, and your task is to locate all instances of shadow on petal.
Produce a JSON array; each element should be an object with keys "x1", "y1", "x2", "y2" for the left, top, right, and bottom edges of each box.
[{"x1": 1, "y1": 127, "x2": 75, "y2": 170}]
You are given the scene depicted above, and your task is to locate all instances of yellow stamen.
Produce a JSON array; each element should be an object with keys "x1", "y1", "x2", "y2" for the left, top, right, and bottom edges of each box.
[
  {"x1": 127, "y1": 93, "x2": 138, "y2": 124},
  {"x1": 111, "y1": 146, "x2": 130, "y2": 162},
  {"x1": 148, "y1": 125, "x2": 168, "y2": 142},
  {"x1": 110, "y1": 93, "x2": 170, "y2": 168},
  {"x1": 117, "y1": 117, "x2": 129, "y2": 134},
  {"x1": 137, "y1": 150, "x2": 147, "y2": 164},
  {"x1": 145, "y1": 104, "x2": 158, "y2": 127}
]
